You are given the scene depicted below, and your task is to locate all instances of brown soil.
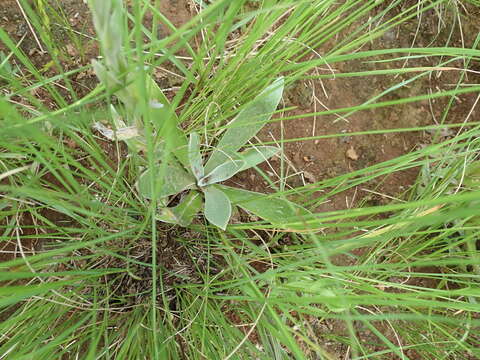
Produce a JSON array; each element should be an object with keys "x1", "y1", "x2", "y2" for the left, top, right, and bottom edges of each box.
[
  {"x1": 259, "y1": 9, "x2": 480, "y2": 214},
  {"x1": 1, "y1": 0, "x2": 479, "y2": 359}
]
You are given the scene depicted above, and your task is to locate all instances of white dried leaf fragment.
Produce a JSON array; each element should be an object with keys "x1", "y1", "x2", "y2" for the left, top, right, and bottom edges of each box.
[
  {"x1": 115, "y1": 126, "x2": 139, "y2": 140},
  {"x1": 93, "y1": 122, "x2": 139, "y2": 141}
]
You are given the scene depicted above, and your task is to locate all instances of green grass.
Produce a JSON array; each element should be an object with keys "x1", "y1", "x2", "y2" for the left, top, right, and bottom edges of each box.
[{"x1": 1, "y1": 0, "x2": 480, "y2": 359}]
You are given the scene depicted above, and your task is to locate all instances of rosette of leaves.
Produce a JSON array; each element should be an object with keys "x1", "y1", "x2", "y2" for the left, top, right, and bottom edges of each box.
[
  {"x1": 88, "y1": 0, "x2": 311, "y2": 230},
  {"x1": 137, "y1": 78, "x2": 311, "y2": 230}
]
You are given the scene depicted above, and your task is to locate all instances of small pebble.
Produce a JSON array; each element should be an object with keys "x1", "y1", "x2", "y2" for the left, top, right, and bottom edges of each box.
[
  {"x1": 346, "y1": 146, "x2": 359, "y2": 161},
  {"x1": 303, "y1": 171, "x2": 316, "y2": 183}
]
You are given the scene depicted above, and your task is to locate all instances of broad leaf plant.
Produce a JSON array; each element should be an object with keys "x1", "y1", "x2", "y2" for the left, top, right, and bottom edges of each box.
[{"x1": 89, "y1": 0, "x2": 311, "y2": 229}]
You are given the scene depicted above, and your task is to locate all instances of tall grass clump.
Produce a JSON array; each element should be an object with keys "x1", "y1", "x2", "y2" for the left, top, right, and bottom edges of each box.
[{"x1": 0, "y1": 0, "x2": 479, "y2": 358}]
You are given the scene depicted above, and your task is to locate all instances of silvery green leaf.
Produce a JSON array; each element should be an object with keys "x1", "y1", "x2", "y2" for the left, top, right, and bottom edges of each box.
[
  {"x1": 236, "y1": 146, "x2": 280, "y2": 172},
  {"x1": 118, "y1": 73, "x2": 189, "y2": 166},
  {"x1": 198, "y1": 160, "x2": 244, "y2": 187},
  {"x1": 188, "y1": 132, "x2": 204, "y2": 181},
  {"x1": 137, "y1": 162, "x2": 196, "y2": 199},
  {"x1": 92, "y1": 60, "x2": 121, "y2": 89},
  {"x1": 93, "y1": 60, "x2": 137, "y2": 113},
  {"x1": 156, "y1": 191, "x2": 202, "y2": 227},
  {"x1": 126, "y1": 77, "x2": 189, "y2": 165},
  {"x1": 89, "y1": 0, "x2": 126, "y2": 74},
  {"x1": 144, "y1": 76, "x2": 189, "y2": 167},
  {"x1": 204, "y1": 186, "x2": 231, "y2": 230},
  {"x1": 205, "y1": 77, "x2": 284, "y2": 173},
  {"x1": 219, "y1": 185, "x2": 312, "y2": 230},
  {"x1": 90, "y1": 0, "x2": 189, "y2": 167},
  {"x1": 109, "y1": 104, "x2": 125, "y2": 127},
  {"x1": 109, "y1": 105, "x2": 147, "y2": 153}
]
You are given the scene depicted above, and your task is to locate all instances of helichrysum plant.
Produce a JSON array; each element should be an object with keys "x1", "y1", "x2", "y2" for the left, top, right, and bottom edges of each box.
[{"x1": 89, "y1": 0, "x2": 311, "y2": 229}]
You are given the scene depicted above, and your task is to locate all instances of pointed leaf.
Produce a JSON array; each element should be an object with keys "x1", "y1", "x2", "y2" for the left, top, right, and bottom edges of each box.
[
  {"x1": 110, "y1": 105, "x2": 149, "y2": 153},
  {"x1": 94, "y1": 64, "x2": 189, "y2": 167},
  {"x1": 92, "y1": 60, "x2": 122, "y2": 89},
  {"x1": 137, "y1": 162, "x2": 196, "y2": 199},
  {"x1": 198, "y1": 160, "x2": 244, "y2": 187},
  {"x1": 237, "y1": 146, "x2": 280, "y2": 172},
  {"x1": 219, "y1": 186, "x2": 312, "y2": 230},
  {"x1": 122, "y1": 74, "x2": 189, "y2": 166},
  {"x1": 156, "y1": 191, "x2": 203, "y2": 226},
  {"x1": 204, "y1": 186, "x2": 231, "y2": 230},
  {"x1": 205, "y1": 77, "x2": 284, "y2": 173},
  {"x1": 188, "y1": 132, "x2": 204, "y2": 181},
  {"x1": 89, "y1": 0, "x2": 126, "y2": 74},
  {"x1": 144, "y1": 76, "x2": 190, "y2": 167}
]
